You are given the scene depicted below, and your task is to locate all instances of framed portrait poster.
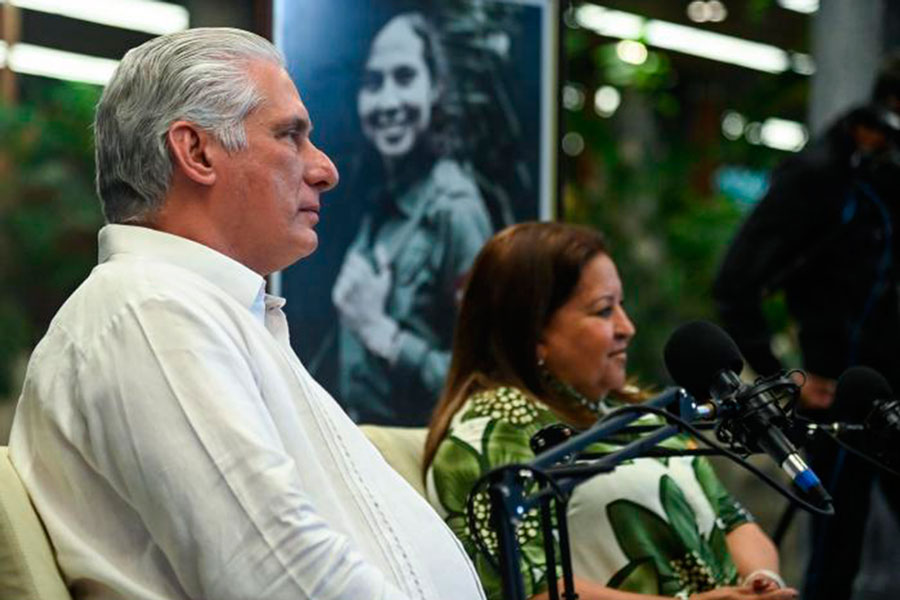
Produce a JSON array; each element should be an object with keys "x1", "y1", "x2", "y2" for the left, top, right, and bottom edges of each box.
[{"x1": 273, "y1": 0, "x2": 558, "y2": 426}]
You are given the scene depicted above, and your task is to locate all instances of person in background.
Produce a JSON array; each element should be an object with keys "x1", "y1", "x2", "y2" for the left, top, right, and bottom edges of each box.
[
  {"x1": 713, "y1": 54, "x2": 900, "y2": 600},
  {"x1": 425, "y1": 222, "x2": 795, "y2": 600},
  {"x1": 9, "y1": 28, "x2": 485, "y2": 600},
  {"x1": 333, "y1": 11, "x2": 492, "y2": 426}
]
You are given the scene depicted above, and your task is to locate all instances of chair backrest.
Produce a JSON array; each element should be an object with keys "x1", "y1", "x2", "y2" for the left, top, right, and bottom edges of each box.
[
  {"x1": 360, "y1": 426, "x2": 428, "y2": 497},
  {"x1": 0, "y1": 446, "x2": 72, "y2": 600}
]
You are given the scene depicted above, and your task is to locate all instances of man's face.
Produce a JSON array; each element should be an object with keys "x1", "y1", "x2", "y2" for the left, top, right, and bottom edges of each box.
[
  {"x1": 215, "y1": 60, "x2": 338, "y2": 275},
  {"x1": 358, "y1": 16, "x2": 437, "y2": 159}
]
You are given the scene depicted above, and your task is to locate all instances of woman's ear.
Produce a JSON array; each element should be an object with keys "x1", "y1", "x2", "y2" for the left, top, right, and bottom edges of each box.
[{"x1": 167, "y1": 120, "x2": 217, "y2": 186}]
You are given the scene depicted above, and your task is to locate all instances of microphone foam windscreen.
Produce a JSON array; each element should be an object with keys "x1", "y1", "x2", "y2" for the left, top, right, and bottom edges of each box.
[
  {"x1": 835, "y1": 366, "x2": 893, "y2": 420},
  {"x1": 664, "y1": 320, "x2": 745, "y2": 400}
]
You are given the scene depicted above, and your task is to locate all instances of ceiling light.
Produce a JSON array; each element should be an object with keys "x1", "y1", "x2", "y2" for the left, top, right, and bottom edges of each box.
[
  {"x1": 744, "y1": 122, "x2": 762, "y2": 145},
  {"x1": 594, "y1": 85, "x2": 621, "y2": 117},
  {"x1": 11, "y1": 0, "x2": 189, "y2": 35},
  {"x1": 791, "y1": 53, "x2": 816, "y2": 75},
  {"x1": 563, "y1": 5, "x2": 580, "y2": 29},
  {"x1": 760, "y1": 117, "x2": 808, "y2": 152},
  {"x1": 687, "y1": 1, "x2": 709, "y2": 23},
  {"x1": 616, "y1": 40, "x2": 648, "y2": 65},
  {"x1": 645, "y1": 20, "x2": 789, "y2": 73},
  {"x1": 562, "y1": 132, "x2": 585, "y2": 156},
  {"x1": 707, "y1": 1, "x2": 728, "y2": 22},
  {"x1": 777, "y1": 0, "x2": 819, "y2": 14},
  {"x1": 575, "y1": 3, "x2": 804, "y2": 74},
  {"x1": 721, "y1": 111, "x2": 746, "y2": 140},
  {"x1": 7, "y1": 43, "x2": 118, "y2": 85},
  {"x1": 575, "y1": 4, "x2": 642, "y2": 39},
  {"x1": 563, "y1": 83, "x2": 586, "y2": 111}
]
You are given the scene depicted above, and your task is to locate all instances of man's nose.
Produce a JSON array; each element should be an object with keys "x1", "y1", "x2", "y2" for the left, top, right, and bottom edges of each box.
[{"x1": 305, "y1": 143, "x2": 339, "y2": 192}]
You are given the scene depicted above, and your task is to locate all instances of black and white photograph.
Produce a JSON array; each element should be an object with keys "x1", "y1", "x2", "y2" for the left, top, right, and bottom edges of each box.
[{"x1": 273, "y1": 0, "x2": 557, "y2": 425}]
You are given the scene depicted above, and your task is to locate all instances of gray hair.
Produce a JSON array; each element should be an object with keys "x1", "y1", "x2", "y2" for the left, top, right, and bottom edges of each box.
[{"x1": 95, "y1": 27, "x2": 285, "y2": 224}]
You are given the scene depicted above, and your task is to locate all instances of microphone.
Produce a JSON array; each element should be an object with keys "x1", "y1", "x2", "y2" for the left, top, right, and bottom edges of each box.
[
  {"x1": 663, "y1": 319, "x2": 745, "y2": 411},
  {"x1": 834, "y1": 366, "x2": 900, "y2": 467},
  {"x1": 664, "y1": 320, "x2": 832, "y2": 507},
  {"x1": 835, "y1": 365, "x2": 895, "y2": 421}
]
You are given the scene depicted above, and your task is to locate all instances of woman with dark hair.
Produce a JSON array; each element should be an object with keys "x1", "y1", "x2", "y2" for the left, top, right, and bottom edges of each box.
[
  {"x1": 424, "y1": 222, "x2": 796, "y2": 600},
  {"x1": 333, "y1": 11, "x2": 492, "y2": 426}
]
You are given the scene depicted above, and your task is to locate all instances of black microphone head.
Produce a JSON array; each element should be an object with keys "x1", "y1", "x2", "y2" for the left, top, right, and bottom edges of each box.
[
  {"x1": 835, "y1": 366, "x2": 893, "y2": 421},
  {"x1": 664, "y1": 320, "x2": 745, "y2": 400}
]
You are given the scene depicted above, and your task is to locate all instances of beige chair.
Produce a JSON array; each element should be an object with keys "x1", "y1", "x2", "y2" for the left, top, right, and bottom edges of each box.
[
  {"x1": 0, "y1": 446, "x2": 72, "y2": 600},
  {"x1": 360, "y1": 425, "x2": 428, "y2": 497}
]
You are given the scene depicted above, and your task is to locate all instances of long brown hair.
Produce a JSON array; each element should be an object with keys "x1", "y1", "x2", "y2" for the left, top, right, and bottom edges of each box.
[{"x1": 423, "y1": 222, "x2": 617, "y2": 470}]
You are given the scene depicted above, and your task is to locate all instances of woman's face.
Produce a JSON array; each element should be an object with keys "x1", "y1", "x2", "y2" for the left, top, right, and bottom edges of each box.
[
  {"x1": 358, "y1": 16, "x2": 438, "y2": 159},
  {"x1": 538, "y1": 253, "x2": 636, "y2": 401}
]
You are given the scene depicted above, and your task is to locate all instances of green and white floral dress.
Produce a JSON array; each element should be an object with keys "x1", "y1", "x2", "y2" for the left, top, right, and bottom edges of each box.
[{"x1": 425, "y1": 386, "x2": 752, "y2": 600}]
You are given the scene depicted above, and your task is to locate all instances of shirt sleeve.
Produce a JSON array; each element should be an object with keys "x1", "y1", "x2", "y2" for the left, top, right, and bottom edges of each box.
[
  {"x1": 428, "y1": 388, "x2": 557, "y2": 600},
  {"x1": 691, "y1": 457, "x2": 753, "y2": 533},
  {"x1": 74, "y1": 295, "x2": 410, "y2": 600}
]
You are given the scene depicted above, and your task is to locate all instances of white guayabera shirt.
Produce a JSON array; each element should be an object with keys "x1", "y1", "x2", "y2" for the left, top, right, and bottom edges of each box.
[{"x1": 9, "y1": 224, "x2": 484, "y2": 600}]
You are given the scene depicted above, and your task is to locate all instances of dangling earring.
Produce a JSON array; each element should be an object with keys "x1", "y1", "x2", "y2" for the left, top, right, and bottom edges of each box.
[{"x1": 537, "y1": 356, "x2": 546, "y2": 368}]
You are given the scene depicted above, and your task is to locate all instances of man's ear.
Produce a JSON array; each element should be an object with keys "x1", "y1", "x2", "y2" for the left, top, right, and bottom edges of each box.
[{"x1": 167, "y1": 121, "x2": 217, "y2": 186}]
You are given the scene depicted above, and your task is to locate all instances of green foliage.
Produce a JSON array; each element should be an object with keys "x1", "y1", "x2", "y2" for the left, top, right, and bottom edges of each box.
[
  {"x1": 562, "y1": 29, "x2": 806, "y2": 385},
  {"x1": 0, "y1": 82, "x2": 104, "y2": 397}
]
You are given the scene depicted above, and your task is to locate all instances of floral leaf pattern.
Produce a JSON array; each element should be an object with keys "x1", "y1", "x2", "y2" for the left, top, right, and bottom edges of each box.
[
  {"x1": 608, "y1": 557, "x2": 660, "y2": 594},
  {"x1": 606, "y1": 498, "x2": 683, "y2": 594},
  {"x1": 426, "y1": 386, "x2": 751, "y2": 600},
  {"x1": 431, "y1": 436, "x2": 483, "y2": 514},
  {"x1": 659, "y1": 475, "x2": 724, "y2": 591}
]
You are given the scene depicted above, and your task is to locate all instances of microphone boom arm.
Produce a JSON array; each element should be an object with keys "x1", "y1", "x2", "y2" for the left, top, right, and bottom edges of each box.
[{"x1": 482, "y1": 386, "x2": 833, "y2": 600}]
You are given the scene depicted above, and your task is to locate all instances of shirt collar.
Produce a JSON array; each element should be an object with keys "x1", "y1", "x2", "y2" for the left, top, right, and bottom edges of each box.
[{"x1": 98, "y1": 224, "x2": 267, "y2": 315}]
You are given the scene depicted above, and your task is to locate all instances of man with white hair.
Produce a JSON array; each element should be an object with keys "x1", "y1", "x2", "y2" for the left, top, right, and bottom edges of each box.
[{"x1": 8, "y1": 28, "x2": 484, "y2": 600}]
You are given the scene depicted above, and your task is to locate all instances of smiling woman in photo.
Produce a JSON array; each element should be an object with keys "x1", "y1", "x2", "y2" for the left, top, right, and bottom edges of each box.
[{"x1": 332, "y1": 11, "x2": 492, "y2": 426}]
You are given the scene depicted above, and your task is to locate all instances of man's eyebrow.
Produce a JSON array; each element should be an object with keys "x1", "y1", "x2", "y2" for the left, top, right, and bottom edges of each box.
[{"x1": 274, "y1": 116, "x2": 311, "y2": 135}]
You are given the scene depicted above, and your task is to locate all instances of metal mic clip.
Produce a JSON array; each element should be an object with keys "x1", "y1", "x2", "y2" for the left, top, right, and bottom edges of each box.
[{"x1": 678, "y1": 391, "x2": 717, "y2": 422}]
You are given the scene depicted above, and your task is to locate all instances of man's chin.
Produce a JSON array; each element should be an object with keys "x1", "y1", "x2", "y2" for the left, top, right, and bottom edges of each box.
[
  {"x1": 276, "y1": 232, "x2": 318, "y2": 270},
  {"x1": 296, "y1": 233, "x2": 318, "y2": 260}
]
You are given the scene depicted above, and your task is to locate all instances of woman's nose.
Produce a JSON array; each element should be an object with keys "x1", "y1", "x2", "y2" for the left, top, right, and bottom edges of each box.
[{"x1": 616, "y1": 306, "x2": 636, "y2": 339}]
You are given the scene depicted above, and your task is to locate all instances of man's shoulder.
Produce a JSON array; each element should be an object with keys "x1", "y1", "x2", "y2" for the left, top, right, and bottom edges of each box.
[{"x1": 51, "y1": 256, "x2": 233, "y2": 350}]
